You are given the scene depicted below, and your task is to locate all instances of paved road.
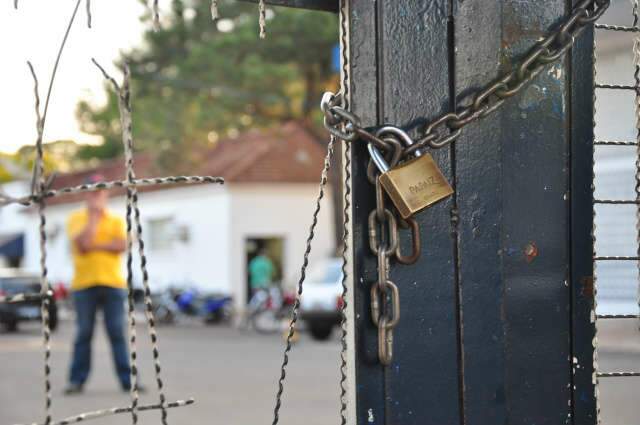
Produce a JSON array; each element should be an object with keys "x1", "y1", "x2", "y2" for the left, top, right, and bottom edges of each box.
[
  {"x1": 1, "y1": 318, "x2": 639, "y2": 425},
  {"x1": 0, "y1": 320, "x2": 342, "y2": 425}
]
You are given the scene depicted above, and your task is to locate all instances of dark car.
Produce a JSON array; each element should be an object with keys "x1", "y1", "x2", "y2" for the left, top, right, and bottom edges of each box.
[{"x1": 0, "y1": 269, "x2": 58, "y2": 332}]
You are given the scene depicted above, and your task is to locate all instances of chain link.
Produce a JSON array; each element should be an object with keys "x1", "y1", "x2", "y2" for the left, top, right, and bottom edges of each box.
[
  {"x1": 323, "y1": 0, "x2": 611, "y2": 158},
  {"x1": 366, "y1": 178, "x2": 402, "y2": 365}
]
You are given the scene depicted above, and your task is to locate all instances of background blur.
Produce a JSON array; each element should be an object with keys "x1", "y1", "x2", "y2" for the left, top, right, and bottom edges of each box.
[{"x1": 1, "y1": 0, "x2": 640, "y2": 424}]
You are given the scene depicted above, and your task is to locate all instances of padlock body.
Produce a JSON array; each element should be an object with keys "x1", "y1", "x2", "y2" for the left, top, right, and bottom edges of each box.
[{"x1": 379, "y1": 153, "x2": 454, "y2": 219}]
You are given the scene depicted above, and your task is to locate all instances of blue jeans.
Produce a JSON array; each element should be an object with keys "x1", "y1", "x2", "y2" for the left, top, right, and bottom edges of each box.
[{"x1": 69, "y1": 286, "x2": 131, "y2": 389}]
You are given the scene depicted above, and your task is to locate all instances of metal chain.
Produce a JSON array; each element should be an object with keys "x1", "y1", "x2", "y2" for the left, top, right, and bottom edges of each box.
[
  {"x1": 322, "y1": 0, "x2": 611, "y2": 159},
  {"x1": 367, "y1": 179, "x2": 400, "y2": 365}
]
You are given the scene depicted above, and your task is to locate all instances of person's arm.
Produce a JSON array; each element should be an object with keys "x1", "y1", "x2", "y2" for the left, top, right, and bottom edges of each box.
[
  {"x1": 91, "y1": 238, "x2": 126, "y2": 254},
  {"x1": 91, "y1": 216, "x2": 126, "y2": 254},
  {"x1": 73, "y1": 211, "x2": 99, "y2": 254}
]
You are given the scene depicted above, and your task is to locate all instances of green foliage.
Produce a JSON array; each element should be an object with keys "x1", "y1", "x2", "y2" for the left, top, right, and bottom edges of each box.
[
  {"x1": 0, "y1": 140, "x2": 82, "y2": 183},
  {"x1": 77, "y1": 0, "x2": 338, "y2": 170}
]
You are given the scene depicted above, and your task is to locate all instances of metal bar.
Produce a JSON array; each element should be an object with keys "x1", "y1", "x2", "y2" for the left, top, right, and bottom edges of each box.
[
  {"x1": 0, "y1": 291, "x2": 52, "y2": 304},
  {"x1": 595, "y1": 83, "x2": 637, "y2": 90},
  {"x1": 570, "y1": 1, "x2": 598, "y2": 421},
  {"x1": 594, "y1": 199, "x2": 640, "y2": 204},
  {"x1": 595, "y1": 23, "x2": 640, "y2": 32},
  {"x1": 595, "y1": 140, "x2": 638, "y2": 146},
  {"x1": 597, "y1": 372, "x2": 640, "y2": 378},
  {"x1": 347, "y1": 0, "x2": 385, "y2": 422},
  {"x1": 236, "y1": 0, "x2": 338, "y2": 12}
]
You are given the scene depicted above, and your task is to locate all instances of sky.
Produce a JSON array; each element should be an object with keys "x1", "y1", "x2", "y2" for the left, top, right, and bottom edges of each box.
[{"x1": 0, "y1": 0, "x2": 153, "y2": 154}]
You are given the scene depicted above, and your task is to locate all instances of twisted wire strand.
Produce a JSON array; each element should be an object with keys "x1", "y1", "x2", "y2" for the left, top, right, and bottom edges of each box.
[
  {"x1": 259, "y1": 0, "x2": 266, "y2": 39},
  {"x1": 596, "y1": 23, "x2": 640, "y2": 32},
  {"x1": 31, "y1": 75, "x2": 53, "y2": 425},
  {"x1": 86, "y1": 0, "x2": 92, "y2": 28},
  {"x1": 153, "y1": 0, "x2": 160, "y2": 30},
  {"x1": 93, "y1": 59, "x2": 170, "y2": 424},
  {"x1": 592, "y1": 11, "x2": 602, "y2": 423},
  {"x1": 271, "y1": 138, "x2": 336, "y2": 425},
  {"x1": 211, "y1": 0, "x2": 219, "y2": 20},
  {"x1": 0, "y1": 176, "x2": 224, "y2": 208},
  {"x1": 632, "y1": 0, "x2": 640, "y2": 356},
  {"x1": 337, "y1": 138, "x2": 351, "y2": 425},
  {"x1": 20, "y1": 1, "x2": 100, "y2": 424},
  {"x1": 8, "y1": 2, "x2": 197, "y2": 424},
  {"x1": 337, "y1": 1, "x2": 351, "y2": 423},
  {"x1": 13, "y1": 398, "x2": 194, "y2": 425},
  {"x1": 113, "y1": 64, "x2": 141, "y2": 425}
]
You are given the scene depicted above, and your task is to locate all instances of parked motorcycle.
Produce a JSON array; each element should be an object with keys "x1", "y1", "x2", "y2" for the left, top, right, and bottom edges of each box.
[
  {"x1": 151, "y1": 287, "x2": 232, "y2": 325},
  {"x1": 246, "y1": 286, "x2": 296, "y2": 334}
]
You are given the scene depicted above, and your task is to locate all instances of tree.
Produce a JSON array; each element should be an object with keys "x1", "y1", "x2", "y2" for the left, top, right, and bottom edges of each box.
[
  {"x1": 77, "y1": 0, "x2": 338, "y2": 171},
  {"x1": 0, "y1": 140, "x2": 81, "y2": 183}
]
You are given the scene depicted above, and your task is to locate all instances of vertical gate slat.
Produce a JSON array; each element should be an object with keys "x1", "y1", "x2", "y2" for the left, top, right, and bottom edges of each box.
[
  {"x1": 347, "y1": 0, "x2": 386, "y2": 422},
  {"x1": 501, "y1": 1, "x2": 573, "y2": 423},
  {"x1": 378, "y1": 1, "x2": 461, "y2": 425},
  {"x1": 453, "y1": 2, "x2": 508, "y2": 424},
  {"x1": 569, "y1": 6, "x2": 597, "y2": 423},
  {"x1": 347, "y1": 0, "x2": 596, "y2": 423}
]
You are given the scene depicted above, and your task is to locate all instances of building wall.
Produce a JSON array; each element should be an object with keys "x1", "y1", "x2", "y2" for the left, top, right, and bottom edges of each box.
[
  {"x1": 22, "y1": 184, "x2": 232, "y2": 293},
  {"x1": 17, "y1": 182, "x2": 335, "y2": 312},
  {"x1": 594, "y1": 37, "x2": 639, "y2": 314},
  {"x1": 229, "y1": 183, "x2": 335, "y2": 310}
]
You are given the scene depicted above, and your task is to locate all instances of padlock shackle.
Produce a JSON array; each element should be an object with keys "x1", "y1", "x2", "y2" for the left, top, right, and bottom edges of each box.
[
  {"x1": 367, "y1": 143, "x2": 390, "y2": 173},
  {"x1": 376, "y1": 126, "x2": 422, "y2": 157}
]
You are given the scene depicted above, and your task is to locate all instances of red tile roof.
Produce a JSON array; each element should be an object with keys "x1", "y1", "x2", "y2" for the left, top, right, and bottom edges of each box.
[{"x1": 45, "y1": 121, "x2": 327, "y2": 206}]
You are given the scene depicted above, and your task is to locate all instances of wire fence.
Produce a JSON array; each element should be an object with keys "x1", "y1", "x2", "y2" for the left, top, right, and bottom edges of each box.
[
  {"x1": 592, "y1": 0, "x2": 640, "y2": 423},
  {"x1": 0, "y1": 1, "x2": 256, "y2": 424}
]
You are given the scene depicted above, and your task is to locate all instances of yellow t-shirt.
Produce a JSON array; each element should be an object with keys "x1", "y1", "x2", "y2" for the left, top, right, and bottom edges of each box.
[{"x1": 67, "y1": 209, "x2": 127, "y2": 290}]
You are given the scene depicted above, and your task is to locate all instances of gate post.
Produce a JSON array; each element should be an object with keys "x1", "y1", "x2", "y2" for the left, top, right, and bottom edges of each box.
[{"x1": 345, "y1": 1, "x2": 597, "y2": 424}]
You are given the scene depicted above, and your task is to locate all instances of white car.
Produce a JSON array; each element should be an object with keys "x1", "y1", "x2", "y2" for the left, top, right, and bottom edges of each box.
[{"x1": 300, "y1": 258, "x2": 344, "y2": 341}]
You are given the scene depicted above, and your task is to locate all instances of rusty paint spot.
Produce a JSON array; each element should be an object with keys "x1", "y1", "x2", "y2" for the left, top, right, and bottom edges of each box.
[
  {"x1": 581, "y1": 276, "x2": 594, "y2": 298},
  {"x1": 524, "y1": 242, "x2": 538, "y2": 263}
]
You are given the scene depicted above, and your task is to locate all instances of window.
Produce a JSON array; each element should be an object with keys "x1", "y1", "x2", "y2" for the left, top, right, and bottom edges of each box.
[{"x1": 147, "y1": 217, "x2": 175, "y2": 251}]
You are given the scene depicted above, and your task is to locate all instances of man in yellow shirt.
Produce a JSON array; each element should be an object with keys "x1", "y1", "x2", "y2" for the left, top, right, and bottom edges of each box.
[{"x1": 65, "y1": 174, "x2": 130, "y2": 394}]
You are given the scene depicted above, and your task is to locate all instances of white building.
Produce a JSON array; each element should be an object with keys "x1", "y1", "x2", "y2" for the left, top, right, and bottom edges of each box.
[{"x1": 2, "y1": 122, "x2": 335, "y2": 310}]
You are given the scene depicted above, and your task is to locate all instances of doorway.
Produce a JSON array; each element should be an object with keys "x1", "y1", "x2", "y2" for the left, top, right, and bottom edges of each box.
[{"x1": 245, "y1": 237, "x2": 284, "y2": 304}]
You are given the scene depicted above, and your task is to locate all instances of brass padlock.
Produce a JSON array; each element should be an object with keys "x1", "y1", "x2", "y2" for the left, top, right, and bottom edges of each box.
[{"x1": 368, "y1": 127, "x2": 454, "y2": 219}]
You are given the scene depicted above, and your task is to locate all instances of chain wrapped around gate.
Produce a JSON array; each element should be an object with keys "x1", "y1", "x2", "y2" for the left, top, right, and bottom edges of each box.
[{"x1": 321, "y1": 0, "x2": 612, "y2": 366}]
